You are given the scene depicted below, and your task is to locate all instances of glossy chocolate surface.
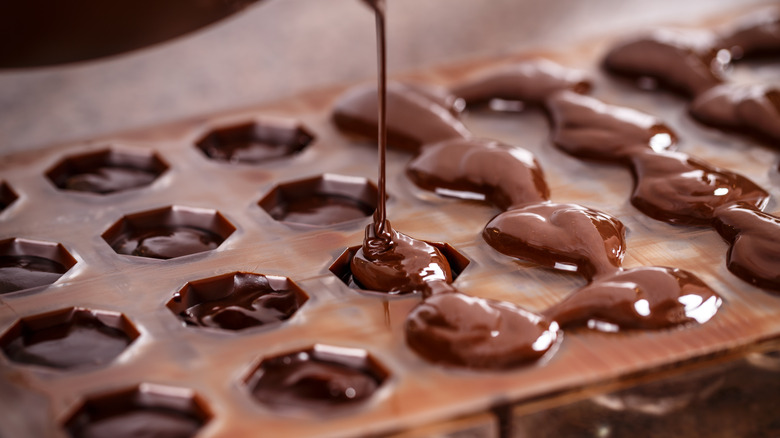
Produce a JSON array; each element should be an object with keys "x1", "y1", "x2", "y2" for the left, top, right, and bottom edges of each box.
[
  {"x1": 544, "y1": 267, "x2": 721, "y2": 330},
  {"x1": 351, "y1": 222, "x2": 454, "y2": 296},
  {"x1": 268, "y1": 195, "x2": 374, "y2": 226},
  {"x1": 406, "y1": 292, "x2": 558, "y2": 369},
  {"x1": 173, "y1": 273, "x2": 306, "y2": 331},
  {"x1": 603, "y1": 29, "x2": 725, "y2": 97},
  {"x1": 719, "y1": 7, "x2": 780, "y2": 59},
  {"x1": 450, "y1": 59, "x2": 591, "y2": 107},
  {"x1": 332, "y1": 81, "x2": 471, "y2": 153},
  {"x1": 67, "y1": 410, "x2": 203, "y2": 438},
  {"x1": 63, "y1": 167, "x2": 158, "y2": 194},
  {"x1": 690, "y1": 83, "x2": 780, "y2": 144},
  {"x1": 407, "y1": 138, "x2": 549, "y2": 211},
  {"x1": 247, "y1": 348, "x2": 385, "y2": 412},
  {"x1": 195, "y1": 120, "x2": 314, "y2": 165},
  {"x1": 110, "y1": 226, "x2": 222, "y2": 259},
  {"x1": 0, "y1": 255, "x2": 68, "y2": 294},
  {"x1": 484, "y1": 203, "x2": 626, "y2": 281},
  {"x1": 1, "y1": 310, "x2": 136, "y2": 370},
  {"x1": 546, "y1": 89, "x2": 779, "y2": 290}
]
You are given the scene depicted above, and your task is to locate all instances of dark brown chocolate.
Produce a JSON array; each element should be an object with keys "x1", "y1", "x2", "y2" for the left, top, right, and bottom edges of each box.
[
  {"x1": 718, "y1": 7, "x2": 780, "y2": 59},
  {"x1": 66, "y1": 409, "x2": 203, "y2": 438},
  {"x1": 110, "y1": 226, "x2": 222, "y2": 259},
  {"x1": 63, "y1": 385, "x2": 209, "y2": 438},
  {"x1": 1, "y1": 310, "x2": 136, "y2": 370},
  {"x1": 0, "y1": 181, "x2": 18, "y2": 212},
  {"x1": 63, "y1": 167, "x2": 158, "y2": 194},
  {"x1": 603, "y1": 29, "x2": 725, "y2": 97},
  {"x1": 176, "y1": 273, "x2": 305, "y2": 331},
  {"x1": 331, "y1": 81, "x2": 471, "y2": 153},
  {"x1": 406, "y1": 138, "x2": 549, "y2": 211},
  {"x1": 450, "y1": 59, "x2": 591, "y2": 107},
  {"x1": 351, "y1": 221, "x2": 455, "y2": 296},
  {"x1": 483, "y1": 203, "x2": 626, "y2": 281},
  {"x1": 546, "y1": 89, "x2": 780, "y2": 290},
  {"x1": 195, "y1": 119, "x2": 314, "y2": 165},
  {"x1": 267, "y1": 194, "x2": 375, "y2": 226},
  {"x1": 543, "y1": 267, "x2": 721, "y2": 330},
  {"x1": 0, "y1": 255, "x2": 68, "y2": 294},
  {"x1": 405, "y1": 292, "x2": 559, "y2": 369},
  {"x1": 713, "y1": 203, "x2": 780, "y2": 290},
  {"x1": 690, "y1": 83, "x2": 780, "y2": 144},
  {"x1": 247, "y1": 347, "x2": 385, "y2": 412}
]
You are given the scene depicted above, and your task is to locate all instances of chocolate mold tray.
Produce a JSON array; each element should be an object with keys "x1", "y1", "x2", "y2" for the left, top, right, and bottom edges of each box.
[{"x1": 1, "y1": 8, "x2": 780, "y2": 438}]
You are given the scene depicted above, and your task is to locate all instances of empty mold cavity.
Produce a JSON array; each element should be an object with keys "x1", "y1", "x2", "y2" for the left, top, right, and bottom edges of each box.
[
  {"x1": 45, "y1": 148, "x2": 168, "y2": 195},
  {"x1": 0, "y1": 181, "x2": 18, "y2": 212},
  {"x1": 166, "y1": 272, "x2": 308, "y2": 331},
  {"x1": 0, "y1": 307, "x2": 139, "y2": 370},
  {"x1": 244, "y1": 344, "x2": 388, "y2": 413},
  {"x1": 63, "y1": 383, "x2": 211, "y2": 438},
  {"x1": 102, "y1": 206, "x2": 235, "y2": 260},
  {"x1": 195, "y1": 117, "x2": 314, "y2": 164},
  {"x1": 329, "y1": 242, "x2": 470, "y2": 296},
  {"x1": 258, "y1": 174, "x2": 378, "y2": 226},
  {"x1": 0, "y1": 238, "x2": 77, "y2": 294}
]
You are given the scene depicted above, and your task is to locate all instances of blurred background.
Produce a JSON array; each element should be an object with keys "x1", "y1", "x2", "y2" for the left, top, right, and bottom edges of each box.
[{"x1": 0, "y1": 0, "x2": 767, "y2": 154}]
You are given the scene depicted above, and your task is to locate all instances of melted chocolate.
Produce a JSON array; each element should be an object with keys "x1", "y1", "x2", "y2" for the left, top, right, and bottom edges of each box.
[
  {"x1": 603, "y1": 29, "x2": 725, "y2": 97},
  {"x1": 248, "y1": 350, "x2": 383, "y2": 411},
  {"x1": 66, "y1": 409, "x2": 203, "y2": 438},
  {"x1": 331, "y1": 81, "x2": 471, "y2": 153},
  {"x1": 544, "y1": 267, "x2": 721, "y2": 330},
  {"x1": 0, "y1": 182, "x2": 17, "y2": 212},
  {"x1": 267, "y1": 194, "x2": 375, "y2": 226},
  {"x1": 196, "y1": 121, "x2": 313, "y2": 165},
  {"x1": 406, "y1": 138, "x2": 549, "y2": 210},
  {"x1": 484, "y1": 203, "x2": 626, "y2": 281},
  {"x1": 718, "y1": 7, "x2": 780, "y2": 59},
  {"x1": 178, "y1": 274, "x2": 303, "y2": 331},
  {"x1": 405, "y1": 292, "x2": 559, "y2": 369},
  {"x1": 546, "y1": 89, "x2": 780, "y2": 290},
  {"x1": 690, "y1": 83, "x2": 780, "y2": 144},
  {"x1": 111, "y1": 226, "x2": 222, "y2": 259},
  {"x1": 713, "y1": 203, "x2": 780, "y2": 290},
  {"x1": 63, "y1": 166, "x2": 158, "y2": 194},
  {"x1": 0, "y1": 255, "x2": 68, "y2": 294},
  {"x1": 450, "y1": 59, "x2": 591, "y2": 107},
  {"x1": 350, "y1": 221, "x2": 454, "y2": 296},
  {"x1": 2, "y1": 312, "x2": 134, "y2": 369}
]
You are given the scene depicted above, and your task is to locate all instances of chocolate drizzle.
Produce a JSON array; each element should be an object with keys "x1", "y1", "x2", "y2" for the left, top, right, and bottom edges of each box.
[
  {"x1": 337, "y1": 2, "x2": 558, "y2": 370},
  {"x1": 603, "y1": 8, "x2": 780, "y2": 144},
  {"x1": 546, "y1": 89, "x2": 780, "y2": 291}
]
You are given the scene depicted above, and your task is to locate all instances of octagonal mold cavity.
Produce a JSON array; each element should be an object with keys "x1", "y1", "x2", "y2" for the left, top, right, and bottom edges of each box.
[
  {"x1": 0, "y1": 307, "x2": 139, "y2": 370},
  {"x1": 195, "y1": 117, "x2": 314, "y2": 165},
  {"x1": 102, "y1": 206, "x2": 235, "y2": 260},
  {"x1": 0, "y1": 181, "x2": 18, "y2": 212},
  {"x1": 45, "y1": 148, "x2": 168, "y2": 195},
  {"x1": 244, "y1": 344, "x2": 389, "y2": 413},
  {"x1": 329, "y1": 241, "x2": 470, "y2": 297},
  {"x1": 0, "y1": 238, "x2": 77, "y2": 294},
  {"x1": 166, "y1": 272, "x2": 308, "y2": 331},
  {"x1": 258, "y1": 173, "x2": 379, "y2": 227},
  {"x1": 63, "y1": 383, "x2": 211, "y2": 438}
]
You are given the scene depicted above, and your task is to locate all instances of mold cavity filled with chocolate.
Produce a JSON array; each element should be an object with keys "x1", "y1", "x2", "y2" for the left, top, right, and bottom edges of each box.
[
  {"x1": 195, "y1": 118, "x2": 314, "y2": 164},
  {"x1": 167, "y1": 272, "x2": 308, "y2": 331},
  {"x1": 102, "y1": 206, "x2": 235, "y2": 260},
  {"x1": 245, "y1": 345, "x2": 388, "y2": 413},
  {"x1": 0, "y1": 238, "x2": 77, "y2": 294},
  {"x1": 0, "y1": 307, "x2": 139, "y2": 370},
  {"x1": 45, "y1": 148, "x2": 168, "y2": 195},
  {"x1": 258, "y1": 174, "x2": 378, "y2": 227},
  {"x1": 0, "y1": 181, "x2": 18, "y2": 212},
  {"x1": 63, "y1": 384, "x2": 211, "y2": 438}
]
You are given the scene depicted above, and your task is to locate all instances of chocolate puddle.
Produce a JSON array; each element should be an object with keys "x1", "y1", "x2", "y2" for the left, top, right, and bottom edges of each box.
[
  {"x1": 0, "y1": 255, "x2": 69, "y2": 294},
  {"x1": 546, "y1": 88, "x2": 780, "y2": 290},
  {"x1": 110, "y1": 226, "x2": 222, "y2": 259},
  {"x1": 67, "y1": 409, "x2": 203, "y2": 438},
  {"x1": 63, "y1": 166, "x2": 158, "y2": 194},
  {"x1": 603, "y1": 8, "x2": 780, "y2": 144}
]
